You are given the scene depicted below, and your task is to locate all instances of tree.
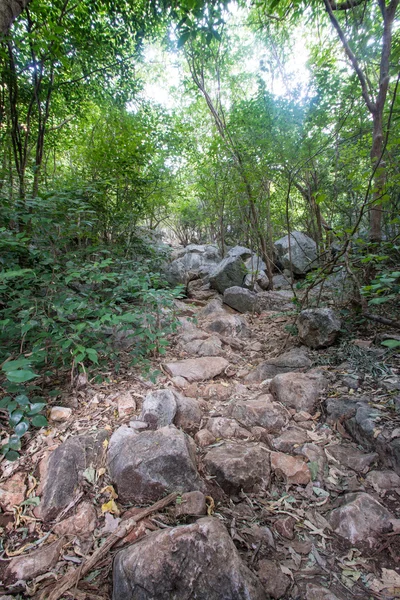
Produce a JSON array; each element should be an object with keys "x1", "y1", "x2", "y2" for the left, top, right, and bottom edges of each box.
[{"x1": 0, "y1": 0, "x2": 31, "y2": 36}]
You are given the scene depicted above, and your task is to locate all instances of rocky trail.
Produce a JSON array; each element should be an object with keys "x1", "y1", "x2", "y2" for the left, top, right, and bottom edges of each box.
[{"x1": 1, "y1": 262, "x2": 400, "y2": 599}]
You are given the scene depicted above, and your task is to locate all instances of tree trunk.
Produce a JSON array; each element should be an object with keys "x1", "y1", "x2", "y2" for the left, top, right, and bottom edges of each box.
[{"x1": 0, "y1": 0, "x2": 31, "y2": 35}]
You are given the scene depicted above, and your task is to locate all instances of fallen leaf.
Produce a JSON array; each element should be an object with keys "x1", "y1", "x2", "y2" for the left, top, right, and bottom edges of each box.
[{"x1": 101, "y1": 499, "x2": 120, "y2": 516}]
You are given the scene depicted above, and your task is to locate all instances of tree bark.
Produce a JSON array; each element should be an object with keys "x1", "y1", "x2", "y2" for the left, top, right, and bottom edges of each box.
[{"x1": 0, "y1": 0, "x2": 31, "y2": 35}]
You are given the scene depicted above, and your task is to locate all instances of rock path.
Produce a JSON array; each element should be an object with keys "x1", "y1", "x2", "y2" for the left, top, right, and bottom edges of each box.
[{"x1": 0, "y1": 297, "x2": 399, "y2": 599}]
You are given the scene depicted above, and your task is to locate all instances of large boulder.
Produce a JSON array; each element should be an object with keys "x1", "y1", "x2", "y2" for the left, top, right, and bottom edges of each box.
[
  {"x1": 204, "y1": 313, "x2": 250, "y2": 338},
  {"x1": 112, "y1": 517, "x2": 266, "y2": 600},
  {"x1": 163, "y1": 356, "x2": 229, "y2": 382},
  {"x1": 245, "y1": 348, "x2": 311, "y2": 383},
  {"x1": 204, "y1": 442, "x2": 271, "y2": 494},
  {"x1": 328, "y1": 492, "x2": 395, "y2": 547},
  {"x1": 223, "y1": 286, "x2": 259, "y2": 313},
  {"x1": 227, "y1": 395, "x2": 289, "y2": 433},
  {"x1": 209, "y1": 252, "x2": 248, "y2": 293},
  {"x1": 40, "y1": 430, "x2": 109, "y2": 521},
  {"x1": 298, "y1": 308, "x2": 341, "y2": 348},
  {"x1": 165, "y1": 244, "x2": 221, "y2": 286},
  {"x1": 108, "y1": 425, "x2": 204, "y2": 503},
  {"x1": 270, "y1": 371, "x2": 328, "y2": 413},
  {"x1": 274, "y1": 231, "x2": 317, "y2": 274}
]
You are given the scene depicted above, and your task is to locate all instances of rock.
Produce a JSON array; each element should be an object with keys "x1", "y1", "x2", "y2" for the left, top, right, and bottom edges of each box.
[
  {"x1": 0, "y1": 472, "x2": 26, "y2": 511},
  {"x1": 198, "y1": 297, "x2": 225, "y2": 318},
  {"x1": 257, "y1": 559, "x2": 291, "y2": 599},
  {"x1": 270, "y1": 371, "x2": 327, "y2": 412},
  {"x1": 129, "y1": 420, "x2": 149, "y2": 430},
  {"x1": 108, "y1": 425, "x2": 204, "y2": 503},
  {"x1": 40, "y1": 430, "x2": 109, "y2": 521},
  {"x1": 175, "y1": 491, "x2": 207, "y2": 517},
  {"x1": 306, "y1": 583, "x2": 341, "y2": 600},
  {"x1": 49, "y1": 406, "x2": 72, "y2": 421},
  {"x1": 165, "y1": 244, "x2": 221, "y2": 286},
  {"x1": 113, "y1": 517, "x2": 266, "y2": 600},
  {"x1": 274, "y1": 516, "x2": 296, "y2": 539},
  {"x1": 223, "y1": 286, "x2": 259, "y2": 313},
  {"x1": 205, "y1": 313, "x2": 249, "y2": 338},
  {"x1": 295, "y1": 443, "x2": 327, "y2": 481},
  {"x1": 204, "y1": 442, "x2": 270, "y2": 494},
  {"x1": 365, "y1": 470, "x2": 400, "y2": 494},
  {"x1": 117, "y1": 393, "x2": 136, "y2": 417},
  {"x1": 206, "y1": 417, "x2": 251, "y2": 440},
  {"x1": 272, "y1": 274, "x2": 292, "y2": 290},
  {"x1": 182, "y1": 335, "x2": 223, "y2": 356},
  {"x1": 245, "y1": 348, "x2": 311, "y2": 383},
  {"x1": 271, "y1": 428, "x2": 309, "y2": 453},
  {"x1": 270, "y1": 452, "x2": 311, "y2": 485},
  {"x1": 3, "y1": 538, "x2": 64, "y2": 585},
  {"x1": 173, "y1": 393, "x2": 202, "y2": 432},
  {"x1": 274, "y1": 231, "x2": 317, "y2": 274},
  {"x1": 298, "y1": 308, "x2": 341, "y2": 349},
  {"x1": 204, "y1": 382, "x2": 232, "y2": 400},
  {"x1": 328, "y1": 492, "x2": 394, "y2": 547},
  {"x1": 256, "y1": 290, "x2": 295, "y2": 312},
  {"x1": 170, "y1": 375, "x2": 189, "y2": 389},
  {"x1": 163, "y1": 357, "x2": 229, "y2": 382},
  {"x1": 187, "y1": 279, "x2": 217, "y2": 301},
  {"x1": 325, "y1": 444, "x2": 377, "y2": 473},
  {"x1": 140, "y1": 389, "x2": 177, "y2": 429},
  {"x1": 209, "y1": 250, "x2": 249, "y2": 293},
  {"x1": 195, "y1": 429, "x2": 216, "y2": 447},
  {"x1": 227, "y1": 395, "x2": 289, "y2": 433},
  {"x1": 53, "y1": 501, "x2": 97, "y2": 538}
]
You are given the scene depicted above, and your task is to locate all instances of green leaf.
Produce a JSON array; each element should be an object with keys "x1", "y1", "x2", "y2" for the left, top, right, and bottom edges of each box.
[
  {"x1": 2, "y1": 358, "x2": 32, "y2": 372},
  {"x1": 5, "y1": 369, "x2": 38, "y2": 383},
  {"x1": 5, "y1": 450, "x2": 20, "y2": 462},
  {"x1": 381, "y1": 339, "x2": 400, "y2": 349},
  {"x1": 8, "y1": 434, "x2": 22, "y2": 450},
  {"x1": 10, "y1": 410, "x2": 24, "y2": 426},
  {"x1": 15, "y1": 394, "x2": 30, "y2": 406},
  {"x1": 31, "y1": 415, "x2": 48, "y2": 428},
  {"x1": 15, "y1": 421, "x2": 29, "y2": 437},
  {"x1": 28, "y1": 402, "x2": 46, "y2": 415}
]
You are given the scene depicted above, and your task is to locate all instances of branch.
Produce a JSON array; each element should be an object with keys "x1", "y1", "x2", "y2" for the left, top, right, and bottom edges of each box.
[
  {"x1": 323, "y1": 0, "x2": 376, "y2": 114},
  {"x1": 363, "y1": 312, "x2": 400, "y2": 330},
  {"x1": 330, "y1": 0, "x2": 366, "y2": 9}
]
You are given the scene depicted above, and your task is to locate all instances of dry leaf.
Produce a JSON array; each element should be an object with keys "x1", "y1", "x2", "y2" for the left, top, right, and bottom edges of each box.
[
  {"x1": 101, "y1": 499, "x2": 120, "y2": 516},
  {"x1": 370, "y1": 568, "x2": 400, "y2": 596}
]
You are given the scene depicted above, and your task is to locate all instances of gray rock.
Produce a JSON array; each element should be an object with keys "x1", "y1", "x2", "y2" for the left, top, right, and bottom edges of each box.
[
  {"x1": 165, "y1": 244, "x2": 221, "y2": 286},
  {"x1": 173, "y1": 393, "x2": 202, "y2": 432},
  {"x1": 270, "y1": 371, "x2": 328, "y2": 412},
  {"x1": 271, "y1": 427, "x2": 309, "y2": 453},
  {"x1": 365, "y1": 470, "x2": 400, "y2": 494},
  {"x1": 256, "y1": 290, "x2": 295, "y2": 312},
  {"x1": 205, "y1": 313, "x2": 249, "y2": 338},
  {"x1": 3, "y1": 539, "x2": 64, "y2": 585},
  {"x1": 198, "y1": 297, "x2": 225, "y2": 318},
  {"x1": 227, "y1": 395, "x2": 289, "y2": 433},
  {"x1": 325, "y1": 444, "x2": 377, "y2": 473},
  {"x1": 209, "y1": 253, "x2": 248, "y2": 293},
  {"x1": 140, "y1": 389, "x2": 177, "y2": 429},
  {"x1": 41, "y1": 430, "x2": 109, "y2": 521},
  {"x1": 272, "y1": 274, "x2": 292, "y2": 290},
  {"x1": 182, "y1": 335, "x2": 223, "y2": 356},
  {"x1": 108, "y1": 425, "x2": 204, "y2": 503},
  {"x1": 329, "y1": 492, "x2": 394, "y2": 547},
  {"x1": 163, "y1": 356, "x2": 229, "y2": 382},
  {"x1": 274, "y1": 231, "x2": 317, "y2": 274},
  {"x1": 298, "y1": 308, "x2": 341, "y2": 349},
  {"x1": 112, "y1": 517, "x2": 266, "y2": 600},
  {"x1": 223, "y1": 286, "x2": 259, "y2": 313},
  {"x1": 206, "y1": 417, "x2": 252, "y2": 440},
  {"x1": 257, "y1": 560, "x2": 291, "y2": 599},
  {"x1": 245, "y1": 348, "x2": 311, "y2": 383},
  {"x1": 204, "y1": 442, "x2": 270, "y2": 494},
  {"x1": 227, "y1": 246, "x2": 254, "y2": 260}
]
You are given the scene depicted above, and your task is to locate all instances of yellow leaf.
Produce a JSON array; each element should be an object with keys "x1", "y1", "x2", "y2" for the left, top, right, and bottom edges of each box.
[
  {"x1": 205, "y1": 495, "x2": 215, "y2": 515},
  {"x1": 97, "y1": 467, "x2": 106, "y2": 477},
  {"x1": 104, "y1": 425, "x2": 112, "y2": 431},
  {"x1": 101, "y1": 499, "x2": 120, "y2": 516},
  {"x1": 101, "y1": 485, "x2": 118, "y2": 499},
  {"x1": 103, "y1": 439, "x2": 109, "y2": 449}
]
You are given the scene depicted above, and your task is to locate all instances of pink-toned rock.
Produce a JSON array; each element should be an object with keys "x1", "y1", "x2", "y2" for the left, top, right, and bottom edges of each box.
[
  {"x1": 0, "y1": 472, "x2": 26, "y2": 511},
  {"x1": 49, "y1": 406, "x2": 72, "y2": 421},
  {"x1": 117, "y1": 392, "x2": 137, "y2": 417},
  {"x1": 270, "y1": 371, "x2": 327, "y2": 412},
  {"x1": 204, "y1": 442, "x2": 270, "y2": 494},
  {"x1": 195, "y1": 429, "x2": 216, "y2": 447},
  {"x1": 365, "y1": 470, "x2": 400, "y2": 495},
  {"x1": 325, "y1": 444, "x2": 377, "y2": 473},
  {"x1": 170, "y1": 376, "x2": 189, "y2": 389},
  {"x1": 3, "y1": 538, "x2": 64, "y2": 585},
  {"x1": 173, "y1": 393, "x2": 202, "y2": 432},
  {"x1": 329, "y1": 492, "x2": 394, "y2": 547},
  {"x1": 270, "y1": 452, "x2": 311, "y2": 485},
  {"x1": 274, "y1": 515, "x2": 296, "y2": 539},
  {"x1": 306, "y1": 583, "x2": 341, "y2": 600},
  {"x1": 53, "y1": 501, "x2": 97, "y2": 538},
  {"x1": 176, "y1": 491, "x2": 207, "y2": 517},
  {"x1": 203, "y1": 383, "x2": 232, "y2": 400},
  {"x1": 227, "y1": 395, "x2": 289, "y2": 433},
  {"x1": 206, "y1": 417, "x2": 251, "y2": 440},
  {"x1": 271, "y1": 427, "x2": 309, "y2": 453},
  {"x1": 163, "y1": 357, "x2": 229, "y2": 382},
  {"x1": 257, "y1": 559, "x2": 291, "y2": 599}
]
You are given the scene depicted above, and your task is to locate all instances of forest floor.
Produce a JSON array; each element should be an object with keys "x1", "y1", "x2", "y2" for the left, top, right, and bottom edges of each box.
[{"x1": 0, "y1": 294, "x2": 400, "y2": 600}]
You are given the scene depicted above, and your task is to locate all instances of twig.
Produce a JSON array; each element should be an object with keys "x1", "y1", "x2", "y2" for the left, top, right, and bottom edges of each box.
[
  {"x1": 39, "y1": 492, "x2": 178, "y2": 600},
  {"x1": 363, "y1": 312, "x2": 400, "y2": 330}
]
